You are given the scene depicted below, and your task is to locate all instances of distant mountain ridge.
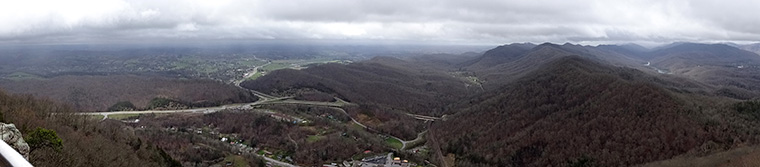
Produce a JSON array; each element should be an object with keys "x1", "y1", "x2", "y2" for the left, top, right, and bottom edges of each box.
[
  {"x1": 722, "y1": 42, "x2": 760, "y2": 55},
  {"x1": 461, "y1": 42, "x2": 760, "y2": 98}
]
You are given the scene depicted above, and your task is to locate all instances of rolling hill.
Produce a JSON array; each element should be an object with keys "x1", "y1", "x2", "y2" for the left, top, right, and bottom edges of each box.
[
  {"x1": 241, "y1": 42, "x2": 760, "y2": 166},
  {"x1": 461, "y1": 43, "x2": 647, "y2": 90},
  {"x1": 0, "y1": 89, "x2": 182, "y2": 167},
  {"x1": 240, "y1": 42, "x2": 760, "y2": 166},
  {"x1": 241, "y1": 56, "x2": 479, "y2": 139},
  {"x1": 241, "y1": 56, "x2": 476, "y2": 116},
  {"x1": 646, "y1": 43, "x2": 760, "y2": 99}
]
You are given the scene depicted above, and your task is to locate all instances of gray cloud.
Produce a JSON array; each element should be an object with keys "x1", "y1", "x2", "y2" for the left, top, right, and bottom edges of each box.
[{"x1": 0, "y1": 0, "x2": 758, "y2": 45}]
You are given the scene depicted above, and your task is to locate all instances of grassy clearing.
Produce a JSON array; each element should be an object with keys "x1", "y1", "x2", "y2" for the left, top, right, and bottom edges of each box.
[
  {"x1": 246, "y1": 71, "x2": 264, "y2": 80},
  {"x1": 261, "y1": 62, "x2": 292, "y2": 71},
  {"x1": 5, "y1": 72, "x2": 44, "y2": 81},
  {"x1": 404, "y1": 132, "x2": 427, "y2": 149},
  {"x1": 256, "y1": 149, "x2": 266, "y2": 155},
  {"x1": 260, "y1": 58, "x2": 345, "y2": 72},
  {"x1": 171, "y1": 62, "x2": 191, "y2": 70},
  {"x1": 240, "y1": 59, "x2": 268, "y2": 67},
  {"x1": 348, "y1": 122, "x2": 365, "y2": 130},
  {"x1": 306, "y1": 135, "x2": 324, "y2": 143},
  {"x1": 152, "y1": 113, "x2": 170, "y2": 118},
  {"x1": 385, "y1": 137, "x2": 403, "y2": 150},
  {"x1": 107, "y1": 113, "x2": 140, "y2": 120},
  {"x1": 217, "y1": 155, "x2": 249, "y2": 167},
  {"x1": 89, "y1": 115, "x2": 105, "y2": 120}
]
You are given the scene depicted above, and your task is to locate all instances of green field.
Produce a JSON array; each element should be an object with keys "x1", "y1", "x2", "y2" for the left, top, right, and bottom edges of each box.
[
  {"x1": 261, "y1": 62, "x2": 293, "y2": 71},
  {"x1": 348, "y1": 122, "x2": 366, "y2": 131},
  {"x1": 306, "y1": 135, "x2": 324, "y2": 143},
  {"x1": 4, "y1": 72, "x2": 44, "y2": 81},
  {"x1": 108, "y1": 113, "x2": 140, "y2": 120},
  {"x1": 171, "y1": 61, "x2": 191, "y2": 70},
  {"x1": 246, "y1": 71, "x2": 265, "y2": 80},
  {"x1": 259, "y1": 58, "x2": 348, "y2": 72},
  {"x1": 218, "y1": 155, "x2": 249, "y2": 167},
  {"x1": 239, "y1": 59, "x2": 268, "y2": 67},
  {"x1": 385, "y1": 137, "x2": 403, "y2": 150},
  {"x1": 256, "y1": 149, "x2": 267, "y2": 155},
  {"x1": 89, "y1": 115, "x2": 105, "y2": 120}
]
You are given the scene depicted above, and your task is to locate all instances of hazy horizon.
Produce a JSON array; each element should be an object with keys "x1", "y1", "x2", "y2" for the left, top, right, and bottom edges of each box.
[{"x1": 1, "y1": 0, "x2": 759, "y2": 46}]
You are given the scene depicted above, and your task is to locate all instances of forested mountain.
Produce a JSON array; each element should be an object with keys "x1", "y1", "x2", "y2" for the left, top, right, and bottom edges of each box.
[
  {"x1": 735, "y1": 43, "x2": 760, "y2": 55},
  {"x1": 242, "y1": 56, "x2": 477, "y2": 116},
  {"x1": 461, "y1": 43, "x2": 642, "y2": 90},
  {"x1": 429, "y1": 56, "x2": 759, "y2": 166},
  {"x1": 596, "y1": 43, "x2": 650, "y2": 59},
  {"x1": 463, "y1": 42, "x2": 760, "y2": 98},
  {"x1": 460, "y1": 43, "x2": 535, "y2": 70},
  {"x1": 240, "y1": 56, "x2": 481, "y2": 140},
  {"x1": 646, "y1": 43, "x2": 760, "y2": 99},
  {"x1": 6, "y1": 41, "x2": 759, "y2": 166},
  {"x1": 239, "y1": 42, "x2": 760, "y2": 166},
  {"x1": 649, "y1": 43, "x2": 760, "y2": 69}
]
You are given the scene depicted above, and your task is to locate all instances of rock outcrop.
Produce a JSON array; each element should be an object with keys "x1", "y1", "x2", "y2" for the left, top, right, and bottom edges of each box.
[{"x1": 0, "y1": 123, "x2": 30, "y2": 160}]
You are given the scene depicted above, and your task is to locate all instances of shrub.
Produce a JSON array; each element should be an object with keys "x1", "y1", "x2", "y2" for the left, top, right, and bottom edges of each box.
[{"x1": 26, "y1": 127, "x2": 63, "y2": 152}]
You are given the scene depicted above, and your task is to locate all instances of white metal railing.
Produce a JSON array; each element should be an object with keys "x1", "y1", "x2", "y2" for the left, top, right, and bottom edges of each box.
[{"x1": 0, "y1": 141, "x2": 32, "y2": 167}]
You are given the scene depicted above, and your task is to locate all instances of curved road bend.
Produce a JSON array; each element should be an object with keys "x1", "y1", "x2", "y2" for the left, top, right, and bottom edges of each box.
[{"x1": 329, "y1": 107, "x2": 426, "y2": 151}]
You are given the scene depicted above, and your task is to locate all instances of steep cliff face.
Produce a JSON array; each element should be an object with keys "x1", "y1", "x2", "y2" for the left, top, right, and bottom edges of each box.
[{"x1": 0, "y1": 123, "x2": 29, "y2": 160}]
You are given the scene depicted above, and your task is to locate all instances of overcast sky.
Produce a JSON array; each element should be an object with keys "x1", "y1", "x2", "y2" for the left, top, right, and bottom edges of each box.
[{"x1": 1, "y1": 0, "x2": 758, "y2": 45}]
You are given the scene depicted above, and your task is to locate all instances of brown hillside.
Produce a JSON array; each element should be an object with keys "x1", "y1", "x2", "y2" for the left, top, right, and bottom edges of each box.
[
  {"x1": 0, "y1": 89, "x2": 181, "y2": 166},
  {"x1": 242, "y1": 57, "x2": 475, "y2": 116},
  {"x1": 430, "y1": 56, "x2": 749, "y2": 166}
]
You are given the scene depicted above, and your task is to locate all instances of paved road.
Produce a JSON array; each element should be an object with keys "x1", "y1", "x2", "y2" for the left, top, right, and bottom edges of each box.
[
  {"x1": 77, "y1": 95, "x2": 352, "y2": 118},
  {"x1": 74, "y1": 64, "x2": 423, "y2": 165},
  {"x1": 232, "y1": 65, "x2": 417, "y2": 151},
  {"x1": 262, "y1": 156, "x2": 298, "y2": 167},
  {"x1": 330, "y1": 107, "x2": 412, "y2": 150},
  {"x1": 401, "y1": 130, "x2": 427, "y2": 150},
  {"x1": 330, "y1": 107, "x2": 368, "y2": 130},
  {"x1": 406, "y1": 113, "x2": 443, "y2": 121},
  {"x1": 79, "y1": 100, "x2": 262, "y2": 117},
  {"x1": 386, "y1": 152, "x2": 393, "y2": 167},
  {"x1": 262, "y1": 99, "x2": 352, "y2": 107}
]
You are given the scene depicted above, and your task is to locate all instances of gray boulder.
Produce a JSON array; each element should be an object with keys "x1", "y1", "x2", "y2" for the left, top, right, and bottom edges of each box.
[{"x1": 0, "y1": 123, "x2": 30, "y2": 160}]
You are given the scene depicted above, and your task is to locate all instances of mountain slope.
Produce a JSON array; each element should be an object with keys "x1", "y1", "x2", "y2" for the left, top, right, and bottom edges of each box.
[
  {"x1": 650, "y1": 43, "x2": 760, "y2": 70},
  {"x1": 429, "y1": 56, "x2": 749, "y2": 166},
  {"x1": 645, "y1": 43, "x2": 760, "y2": 98},
  {"x1": 0, "y1": 89, "x2": 181, "y2": 167},
  {"x1": 242, "y1": 56, "x2": 475, "y2": 116},
  {"x1": 736, "y1": 43, "x2": 760, "y2": 55},
  {"x1": 461, "y1": 43, "x2": 536, "y2": 70},
  {"x1": 462, "y1": 43, "x2": 649, "y2": 91},
  {"x1": 597, "y1": 43, "x2": 650, "y2": 61},
  {"x1": 241, "y1": 57, "x2": 480, "y2": 139}
]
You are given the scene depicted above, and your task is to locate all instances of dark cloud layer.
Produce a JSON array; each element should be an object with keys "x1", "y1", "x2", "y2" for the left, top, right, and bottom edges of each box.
[{"x1": 1, "y1": 0, "x2": 758, "y2": 45}]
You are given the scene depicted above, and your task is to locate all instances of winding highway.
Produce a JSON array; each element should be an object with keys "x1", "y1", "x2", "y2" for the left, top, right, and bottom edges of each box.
[
  {"x1": 72, "y1": 65, "x2": 436, "y2": 166},
  {"x1": 77, "y1": 93, "x2": 349, "y2": 120}
]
